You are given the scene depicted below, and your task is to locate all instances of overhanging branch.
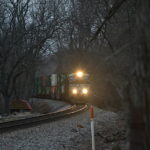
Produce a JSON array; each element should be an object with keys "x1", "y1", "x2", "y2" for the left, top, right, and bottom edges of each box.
[{"x1": 90, "y1": 0, "x2": 128, "y2": 42}]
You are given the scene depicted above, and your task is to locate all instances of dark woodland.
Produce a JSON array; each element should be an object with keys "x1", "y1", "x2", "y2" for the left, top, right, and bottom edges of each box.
[{"x1": 0, "y1": 0, "x2": 149, "y2": 150}]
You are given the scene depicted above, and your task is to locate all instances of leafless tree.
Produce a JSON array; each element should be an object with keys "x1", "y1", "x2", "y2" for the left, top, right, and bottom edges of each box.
[{"x1": 0, "y1": 0, "x2": 64, "y2": 114}]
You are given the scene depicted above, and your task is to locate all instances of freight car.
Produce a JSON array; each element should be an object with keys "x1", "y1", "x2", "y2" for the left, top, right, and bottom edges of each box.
[{"x1": 33, "y1": 71, "x2": 90, "y2": 104}]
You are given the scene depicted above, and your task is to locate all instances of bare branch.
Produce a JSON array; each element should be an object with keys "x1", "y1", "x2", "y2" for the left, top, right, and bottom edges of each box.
[{"x1": 90, "y1": 0, "x2": 128, "y2": 42}]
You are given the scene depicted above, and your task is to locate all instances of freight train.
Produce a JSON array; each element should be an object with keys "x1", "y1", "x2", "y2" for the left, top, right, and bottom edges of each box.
[{"x1": 34, "y1": 71, "x2": 90, "y2": 103}]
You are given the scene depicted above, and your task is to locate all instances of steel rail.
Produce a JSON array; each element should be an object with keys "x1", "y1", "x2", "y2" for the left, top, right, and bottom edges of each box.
[{"x1": 0, "y1": 104, "x2": 88, "y2": 133}]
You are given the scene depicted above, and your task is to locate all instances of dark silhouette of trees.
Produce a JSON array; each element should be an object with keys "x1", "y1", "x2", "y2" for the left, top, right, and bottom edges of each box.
[
  {"x1": 0, "y1": 0, "x2": 65, "y2": 114},
  {"x1": 0, "y1": 0, "x2": 149, "y2": 149},
  {"x1": 129, "y1": 0, "x2": 150, "y2": 149}
]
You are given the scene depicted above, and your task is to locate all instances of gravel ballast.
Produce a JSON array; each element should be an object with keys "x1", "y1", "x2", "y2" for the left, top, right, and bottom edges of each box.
[
  {"x1": 0, "y1": 107, "x2": 128, "y2": 150},
  {"x1": 30, "y1": 98, "x2": 70, "y2": 113}
]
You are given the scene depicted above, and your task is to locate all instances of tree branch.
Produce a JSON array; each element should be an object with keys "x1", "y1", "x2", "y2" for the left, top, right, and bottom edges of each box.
[{"x1": 90, "y1": 0, "x2": 127, "y2": 42}]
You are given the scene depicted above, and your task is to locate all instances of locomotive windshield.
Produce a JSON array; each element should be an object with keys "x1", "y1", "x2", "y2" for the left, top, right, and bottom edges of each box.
[{"x1": 69, "y1": 72, "x2": 89, "y2": 84}]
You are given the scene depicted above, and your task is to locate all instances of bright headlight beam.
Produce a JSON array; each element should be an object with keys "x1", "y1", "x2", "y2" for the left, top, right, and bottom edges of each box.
[
  {"x1": 82, "y1": 88, "x2": 88, "y2": 94},
  {"x1": 72, "y1": 88, "x2": 78, "y2": 94},
  {"x1": 76, "y1": 71, "x2": 83, "y2": 78}
]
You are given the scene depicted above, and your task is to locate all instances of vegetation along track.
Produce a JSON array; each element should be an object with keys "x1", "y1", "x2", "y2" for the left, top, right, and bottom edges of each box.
[{"x1": 0, "y1": 104, "x2": 88, "y2": 133}]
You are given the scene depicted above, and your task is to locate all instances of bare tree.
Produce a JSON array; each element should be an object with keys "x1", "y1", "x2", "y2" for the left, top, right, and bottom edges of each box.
[{"x1": 0, "y1": 0, "x2": 64, "y2": 114}]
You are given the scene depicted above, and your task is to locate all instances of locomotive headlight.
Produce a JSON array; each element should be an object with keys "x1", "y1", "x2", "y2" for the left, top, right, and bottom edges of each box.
[
  {"x1": 82, "y1": 88, "x2": 88, "y2": 94},
  {"x1": 76, "y1": 71, "x2": 83, "y2": 78},
  {"x1": 72, "y1": 88, "x2": 78, "y2": 94}
]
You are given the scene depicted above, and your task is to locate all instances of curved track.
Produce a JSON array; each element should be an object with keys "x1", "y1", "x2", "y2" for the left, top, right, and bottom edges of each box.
[{"x1": 0, "y1": 104, "x2": 88, "y2": 133}]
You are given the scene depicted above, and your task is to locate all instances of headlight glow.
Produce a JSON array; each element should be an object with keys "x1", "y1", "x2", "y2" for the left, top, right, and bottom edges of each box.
[
  {"x1": 76, "y1": 71, "x2": 83, "y2": 78},
  {"x1": 72, "y1": 88, "x2": 78, "y2": 94},
  {"x1": 82, "y1": 88, "x2": 88, "y2": 94}
]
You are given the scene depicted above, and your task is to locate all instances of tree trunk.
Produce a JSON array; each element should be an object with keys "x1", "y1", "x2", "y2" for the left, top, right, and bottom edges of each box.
[
  {"x1": 129, "y1": 0, "x2": 150, "y2": 149},
  {"x1": 4, "y1": 95, "x2": 10, "y2": 115}
]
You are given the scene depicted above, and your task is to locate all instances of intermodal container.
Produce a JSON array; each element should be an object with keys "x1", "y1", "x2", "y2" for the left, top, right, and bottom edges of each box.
[{"x1": 51, "y1": 74, "x2": 57, "y2": 86}]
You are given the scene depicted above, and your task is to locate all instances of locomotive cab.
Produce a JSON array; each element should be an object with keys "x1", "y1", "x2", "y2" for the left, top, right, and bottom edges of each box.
[{"x1": 69, "y1": 71, "x2": 90, "y2": 103}]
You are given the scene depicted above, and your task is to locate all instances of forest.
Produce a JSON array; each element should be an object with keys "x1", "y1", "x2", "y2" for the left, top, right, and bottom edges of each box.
[{"x1": 0, "y1": 0, "x2": 149, "y2": 149}]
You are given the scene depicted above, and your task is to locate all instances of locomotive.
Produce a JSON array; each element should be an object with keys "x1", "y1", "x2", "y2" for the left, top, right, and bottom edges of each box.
[{"x1": 34, "y1": 71, "x2": 90, "y2": 103}]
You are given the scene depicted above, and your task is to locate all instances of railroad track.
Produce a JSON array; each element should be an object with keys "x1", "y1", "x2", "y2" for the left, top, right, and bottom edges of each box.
[{"x1": 0, "y1": 104, "x2": 88, "y2": 133}]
